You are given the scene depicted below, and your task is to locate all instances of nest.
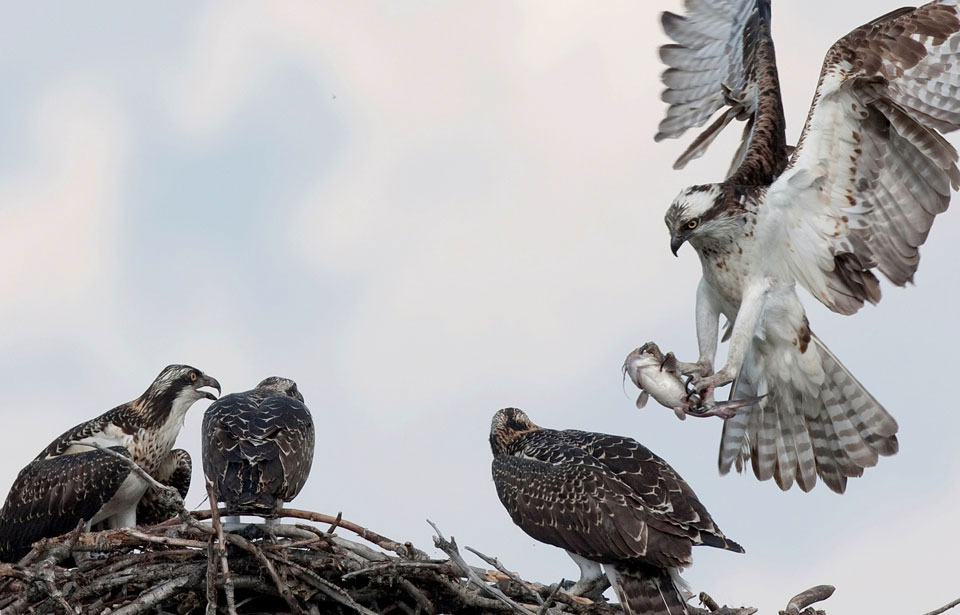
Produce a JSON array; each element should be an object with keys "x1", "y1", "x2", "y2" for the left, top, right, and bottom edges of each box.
[
  {"x1": 0, "y1": 505, "x2": 839, "y2": 615},
  {"x1": 0, "y1": 452, "x2": 838, "y2": 615}
]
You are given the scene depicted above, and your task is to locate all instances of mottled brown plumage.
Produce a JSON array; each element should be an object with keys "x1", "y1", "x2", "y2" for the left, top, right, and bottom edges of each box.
[
  {"x1": 0, "y1": 448, "x2": 132, "y2": 562},
  {"x1": 490, "y1": 408, "x2": 741, "y2": 615},
  {"x1": 0, "y1": 365, "x2": 219, "y2": 561},
  {"x1": 202, "y1": 377, "x2": 315, "y2": 518},
  {"x1": 137, "y1": 448, "x2": 192, "y2": 526}
]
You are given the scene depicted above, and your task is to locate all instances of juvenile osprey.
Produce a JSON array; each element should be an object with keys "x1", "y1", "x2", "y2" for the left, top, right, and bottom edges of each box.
[
  {"x1": 490, "y1": 408, "x2": 742, "y2": 615},
  {"x1": 202, "y1": 377, "x2": 315, "y2": 522},
  {"x1": 657, "y1": 0, "x2": 960, "y2": 492},
  {"x1": 0, "y1": 365, "x2": 220, "y2": 562}
]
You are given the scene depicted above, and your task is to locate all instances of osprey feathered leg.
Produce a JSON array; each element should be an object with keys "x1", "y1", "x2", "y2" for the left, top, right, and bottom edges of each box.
[
  {"x1": 657, "y1": 0, "x2": 960, "y2": 491},
  {"x1": 0, "y1": 365, "x2": 219, "y2": 561}
]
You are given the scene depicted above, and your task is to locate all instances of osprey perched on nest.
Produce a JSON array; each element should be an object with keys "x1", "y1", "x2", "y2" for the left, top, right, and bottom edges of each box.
[
  {"x1": 0, "y1": 364, "x2": 220, "y2": 562},
  {"x1": 657, "y1": 0, "x2": 960, "y2": 492},
  {"x1": 490, "y1": 408, "x2": 742, "y2": 615},
  {"x1": 202, "y1": 377, "x2": 315, "y2": 523}
]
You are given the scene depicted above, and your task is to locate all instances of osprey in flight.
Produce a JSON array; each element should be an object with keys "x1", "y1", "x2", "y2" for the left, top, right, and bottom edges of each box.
[
  {"x1": 202, "y1": 377, "x2": 315, "y2": 523},
  {"x1": 0, "y1": 365, "x2": 220, "y2": 561},
  {"x1": 657, "y1": 0, "x2": 960, "y2": 492},
  {"x1": 490, "y1": 408, "x2": 742, "y2": 615}
]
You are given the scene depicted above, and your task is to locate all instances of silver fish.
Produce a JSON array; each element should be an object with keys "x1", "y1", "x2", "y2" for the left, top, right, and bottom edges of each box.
[{"x1": 624, "y1": 342, "x2": 759, "y2": 420}]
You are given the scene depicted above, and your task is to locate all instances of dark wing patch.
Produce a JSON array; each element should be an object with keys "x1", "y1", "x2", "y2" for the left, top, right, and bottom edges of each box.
[
  {"x1": 557, "y1": 430, "x2": 743, "y2": 554},
  {"x1": 137, "y1": 448, "x2": 192, "y2": 526},
  {"x1": 658, "y1": 0, "x2": 789, "y2": 181},
  {"x1": 202, "y1": 390, "x2": 314, "y2": 515},
  {"x1": 493, "y1": 436, "x2": 694, "y2": 569},
  {"x1": 34, "y1": 404, "x2": 137, "y2": 460},
  {"x1": 0, "y1": 447, "x2": 131, "y2": 562}
]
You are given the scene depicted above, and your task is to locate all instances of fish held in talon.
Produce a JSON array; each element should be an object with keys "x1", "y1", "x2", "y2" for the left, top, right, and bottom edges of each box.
[{"x1": 624, "y1": 343, "x2": 757, "y2": 420}]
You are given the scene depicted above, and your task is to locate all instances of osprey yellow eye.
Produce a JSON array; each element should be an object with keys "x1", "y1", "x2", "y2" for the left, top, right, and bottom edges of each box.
[
  {"x1": 686, "y1": 219, "x2": 699, "y2": 230},
  {"x1": 190, "y1": 372, "x2": 198, "y2": 382}
]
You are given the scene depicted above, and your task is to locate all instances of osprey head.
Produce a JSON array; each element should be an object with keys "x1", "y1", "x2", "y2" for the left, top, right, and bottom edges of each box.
[
  {"x1": 489, "y1": 407, "x2": 539, "y2": 456},
  {"x1": 256, "y1": 376, "x2": 304, "y2": 403},
  {"x1": 665, "y1": 183, "x2": 725, "y2": 256},
  {"x1": 144, "y1": 364, "x2": 221, "y2": 406}
]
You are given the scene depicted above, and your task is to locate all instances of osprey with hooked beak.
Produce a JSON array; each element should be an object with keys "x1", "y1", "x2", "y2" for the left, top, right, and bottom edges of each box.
[
  {"x1": 657, "y1": 0, "x2": 960, "y2": 492},
  {"x1": 490, "y1": 408, "x2": 743, "y2": 615},
  {"x1": 0, "y1": 364, "x2": 220, "y2": 561}
]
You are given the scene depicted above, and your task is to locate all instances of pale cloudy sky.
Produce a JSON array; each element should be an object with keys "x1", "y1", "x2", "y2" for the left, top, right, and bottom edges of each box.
[{"x1": 0, "y1": 2, "x2": 957, "y2": 614}]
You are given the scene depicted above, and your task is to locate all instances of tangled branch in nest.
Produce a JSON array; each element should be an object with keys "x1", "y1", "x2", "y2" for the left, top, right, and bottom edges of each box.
[{"x1": 0, "y1": 505, "x2": 841, "y2": 615}]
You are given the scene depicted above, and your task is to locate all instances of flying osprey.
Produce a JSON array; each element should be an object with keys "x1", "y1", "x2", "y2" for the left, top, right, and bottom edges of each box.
[
  {"x1": 656, "y1": 0, "x2": 960, "y2": 492},
  {"x1": 202, "y1": 377, "x2": 315, "y2": 523},
  {"x1": 0, "y1": 365, "x2": 220, "y2": 562},
  {"x1": 490, "y1": 408, "x2": 743, "y2": 615}
]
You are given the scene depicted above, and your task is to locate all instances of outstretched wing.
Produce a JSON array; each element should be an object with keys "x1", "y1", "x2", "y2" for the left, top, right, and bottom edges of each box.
[
  {"x1": 657, "y1": 0, "x2": 789, "y2": 181},
  {"x1": 0, "y1": 447, "x2": 131, "y2": 562},
  {"x1": 765, "y1": 1, "x2": 960, "y2": 315}
]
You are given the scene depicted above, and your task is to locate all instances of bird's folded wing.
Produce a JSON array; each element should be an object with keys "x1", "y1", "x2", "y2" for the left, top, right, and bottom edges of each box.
[
  {"x1": 557, "y1": 430, "x2": 743, "y2": 554},
  {"x1": 493, "y1": 451, "x2": 690, "y2": 567},
  {"x1": 657, "y1": 0, "x2": 788, "y2": 179},
  {"x1": 765, "y1": 1, "x2": 960, "y2": 315},
  {"x1": 0, "y1": 447, "x2": 132, "y2": 562}
]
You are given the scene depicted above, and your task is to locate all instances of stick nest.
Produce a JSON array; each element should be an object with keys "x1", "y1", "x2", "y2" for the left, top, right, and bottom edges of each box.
[{"x1": 0, "y1": 505, "x2": 832, "y2": 615}]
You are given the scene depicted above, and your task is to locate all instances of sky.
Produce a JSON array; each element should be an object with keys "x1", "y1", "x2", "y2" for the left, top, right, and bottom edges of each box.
[{"x1": 0, "y1": 2, "x2": 957, "y2": 614}]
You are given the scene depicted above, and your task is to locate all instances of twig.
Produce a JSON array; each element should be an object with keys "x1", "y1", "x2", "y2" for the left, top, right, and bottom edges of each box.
[
  {"x1": 110, "y1": 567, "x2": 202, "y2": 615},
  {"x1": 922, "y1": 597, "x2": 960, "y2": 615},
  {"x1": 327, "y1": 511, "x2": 343, "y2": 535},
  {"x1": 194, "y1": 508, "x2": 424, "y2": 558},
  {"x1": 537, "y1": 582, "x2": 564, "y2": 615},
  {"x1": 467, "y1": 546, "x2": 544, "y2": 606},
  {"x1": 205, "y1": 479, "x2": 237, "y2": 615},
  {"x1": 428, "y1": 519, "x2": 535, "y2": 615},
  {"x1": 782, "y1": 585, "x2": 835, "y2": 615},
  {"x1": 86, "y1": 443, "x2": 183, "y2": 511},
  {"x1": 223, "y1": 532, "x2": 304, "y2": 615},
  {"x1": 205, "y1": 539, "x2": 218, "y2": 615},
  {"x1": 701, "y1": 592, "x2": 721, "y2": 611}
]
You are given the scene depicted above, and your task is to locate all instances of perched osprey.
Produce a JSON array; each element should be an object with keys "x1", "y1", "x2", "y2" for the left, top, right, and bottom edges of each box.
[
  {"x1": 0, "y1": 365, "x2": 220, "y2": 562},
  {"x1": 202, "y1": 377, "x2": 315, "y2": 522},
  {"x1": 656, "y1": 0, "x2": 960, "y2": 492},
  {"x1": 490, "y1": 408, "x2": 743, "y2": 615}
]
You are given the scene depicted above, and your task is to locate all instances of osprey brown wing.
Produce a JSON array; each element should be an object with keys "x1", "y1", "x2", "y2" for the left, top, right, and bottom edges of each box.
[
  {"x1": 658, "y1": 0, "x2": 788, "y2": 180},
  {"x1": 0, "y1": 447, "x2": 132, "y2": 562},
  {"x1": 556, "y1": 430, "x2": 742, "y2": 554},
  {"x1": 202, "y1": 383, "x2": 314, "y2": 515}
]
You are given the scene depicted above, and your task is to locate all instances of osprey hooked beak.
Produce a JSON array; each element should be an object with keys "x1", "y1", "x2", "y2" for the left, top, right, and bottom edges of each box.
[
  {"x1": 196, "y1": 374, "x2": 222, "y2": 401},
  {"x1": 670, "y1": 232, "x2": 685, "y2": 257}
]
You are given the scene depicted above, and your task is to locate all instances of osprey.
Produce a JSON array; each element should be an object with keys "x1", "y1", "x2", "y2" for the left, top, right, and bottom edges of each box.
[
  {"x1": 202, "y1": 377, "x2": 315, "y2": 523},
  {"x1": 490, "y1": 408, "x2": 742, "y2": 615},
  {"x1": 656, "y1": 0, "x2": 960, "y2": 492},
  {"x1": 0, "y1": 364, "x2": 220, "y2": 562}
]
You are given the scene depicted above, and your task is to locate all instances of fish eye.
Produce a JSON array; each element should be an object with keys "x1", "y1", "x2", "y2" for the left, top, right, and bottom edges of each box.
[{"x1": 686, "y1": 219, "x2": 699, "y2": 230}]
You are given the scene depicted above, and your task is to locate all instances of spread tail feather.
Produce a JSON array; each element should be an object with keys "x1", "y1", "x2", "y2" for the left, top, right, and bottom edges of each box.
[
  {"x1": 720, "y1": 333, "x2": 898, "y2": 493},
  {"x1": 608, "y1": 565, "x2": 688, "y2": 615}
]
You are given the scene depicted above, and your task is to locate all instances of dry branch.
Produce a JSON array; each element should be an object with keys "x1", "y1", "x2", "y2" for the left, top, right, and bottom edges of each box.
[{"x1": 0, "y1": 502, "x2": 877, "y2": 615}]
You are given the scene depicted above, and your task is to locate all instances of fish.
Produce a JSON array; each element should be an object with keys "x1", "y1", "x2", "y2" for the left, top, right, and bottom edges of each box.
[{"x1": 623, "y1": 342, "x2": 761, "y2": 420}]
